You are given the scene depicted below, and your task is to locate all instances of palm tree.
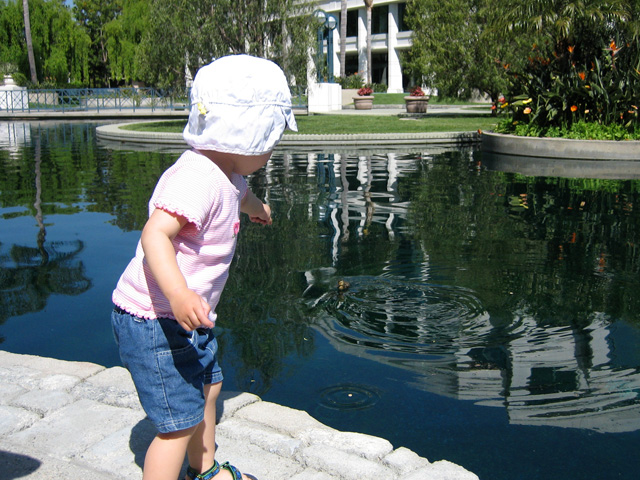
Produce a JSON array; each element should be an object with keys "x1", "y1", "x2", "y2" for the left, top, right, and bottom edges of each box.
[
  {"x1": 340, "y1": 0, "x2": 347, "y2": 77},
  {"x1": 364, "y1": 0, "x2": 373, "y2": 84},
  {"x1": 23, "y1": 0, "x2": 37, "y2": 84}
]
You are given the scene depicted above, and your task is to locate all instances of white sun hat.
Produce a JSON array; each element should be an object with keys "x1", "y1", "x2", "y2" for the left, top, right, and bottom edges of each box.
[{"x1": 183, "y1": 54, "x2": 298, "y2": 155}]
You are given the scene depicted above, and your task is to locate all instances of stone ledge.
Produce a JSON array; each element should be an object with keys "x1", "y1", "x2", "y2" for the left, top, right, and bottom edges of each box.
[{"x1": 482, "y1": 131, "x2": 640, "y2": 161}]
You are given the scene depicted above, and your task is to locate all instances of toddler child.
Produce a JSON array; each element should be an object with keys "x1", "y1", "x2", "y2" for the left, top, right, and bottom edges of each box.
[{"x1": 111, "y1": 54, "x2": 297, "y2": 480}]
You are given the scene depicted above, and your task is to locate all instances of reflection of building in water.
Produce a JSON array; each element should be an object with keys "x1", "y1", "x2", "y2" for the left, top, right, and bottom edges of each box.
[
  {"x1": 455, "y1": 312, "x2": 640, "y2": 433},
  {"x1": 303, "y1": 151, "x2": 431, "y2": 264},
  {"x1": 0, "y1": 122, "x2": 31, "y2": 156},
  {"x1": 315, "y1": 305, "x2": 640, "y2": 434}
]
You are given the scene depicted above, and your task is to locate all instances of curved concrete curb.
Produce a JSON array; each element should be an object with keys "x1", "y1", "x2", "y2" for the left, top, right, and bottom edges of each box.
[
  {"x1": 95, "y1": 122, "x2": 480, "y2": 151},
  {"x1": 482, "y1": 131, "x2": 640, "y2": 161}
]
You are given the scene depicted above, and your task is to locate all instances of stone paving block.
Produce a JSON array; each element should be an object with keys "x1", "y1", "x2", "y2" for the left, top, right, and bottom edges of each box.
[
  {"x1": 235, "y1": 401, "x2": 333, "y2": 438},
  {"x1": 404, "y1": 460, "x2": 480, "y2": 480},
  {"x1": 0, "y1": 383, "x2": 26, "y2": 405},
  {"x1": 214, "y1": 432, "x2": 302, "y2": 480},
  {"x1": 7, "y1": 398, "x2": 146, "y2": 459},
  {"x1": 0, "y1": 442, "x2": 119, "y2": 480},
  {"x1": 289, "y1": 470, "x2": 335, "y2": 480},
  {"x1": 76, "y1": 419, "x2": 154, "y2": 479},
  {"x1": 2, "y1": 364, "x2": 83, "y2": 392},
  {"x1": 0, "y1": 350, "x2": 104, "y2": 378},
  {"x1": 11, "y1": 389, "x2": 74, "y2": 416},
  {"x1": 297, "y1": 444, "x2": 396, "y2": 480},
  {"x1": 299, "y1": 429, "x2": 393, "y2": 460},
  {"x1": 384, "y1": 446, "x2": 431, "y2": 474},
  {"x1": 217, "y1": 417, "x2": 302, "y2": 458},
  {"x1": 72, "y1": 366, "x2": 142, "y2": 409},
  {"x1": 217, "y1": 390, "x2": 261, "y2": 422},
  {"x1": 0, "y1": 405, "x2": 40, "y2": 436}
]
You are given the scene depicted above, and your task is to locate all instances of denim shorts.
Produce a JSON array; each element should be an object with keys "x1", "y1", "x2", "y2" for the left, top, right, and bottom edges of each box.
[{"x1": 111, "y1": 307, "x2": 223, "y2": 434}]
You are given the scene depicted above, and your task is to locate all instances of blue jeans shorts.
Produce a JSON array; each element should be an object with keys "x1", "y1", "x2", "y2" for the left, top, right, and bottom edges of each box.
[{"x1": 111, "y1": 307, "x2": 223, "y2": 434}]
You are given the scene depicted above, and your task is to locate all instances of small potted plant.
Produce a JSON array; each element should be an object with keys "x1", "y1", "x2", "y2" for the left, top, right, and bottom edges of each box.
[
  {"x1": 353, "y1": 86, "x2": 374, "y2": 110},
  {"x1": 404, "y1": 86, "x2": 429, "y2": 113}
]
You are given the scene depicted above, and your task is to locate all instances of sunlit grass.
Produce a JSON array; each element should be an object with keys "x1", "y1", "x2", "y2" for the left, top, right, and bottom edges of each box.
[{"x1": 122, "y1": 113, "x2": 497, "y2": 135}]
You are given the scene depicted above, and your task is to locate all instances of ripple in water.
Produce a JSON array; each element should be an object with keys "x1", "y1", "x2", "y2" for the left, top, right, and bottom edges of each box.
[
  {"x1": 317, "y1": 383, "x2": 381, "y2": 411},
  {"x1": 311, "y1": 276, "x2": 490, "y2": 356}
]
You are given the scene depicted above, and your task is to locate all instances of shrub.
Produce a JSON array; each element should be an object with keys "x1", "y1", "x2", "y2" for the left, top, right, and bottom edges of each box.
[
  {"x1": 500, "y1": 36, "x2": 640, "y2": 134},
  {"x1": 336, "y1": 73, "x2": 364, "y2": 89}
]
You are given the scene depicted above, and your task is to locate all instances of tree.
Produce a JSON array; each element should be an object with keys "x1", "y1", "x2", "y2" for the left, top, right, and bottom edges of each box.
[
  {"x1": 104, "y1": 0, "x2": 149, "y2": 84},
  {"x1": 339, "y1": 0, "x2": 347, "y2": 77},
  {"x1": 139, "y1": 0, "x2": 316, "y2": 91},
  {"x1": 405, "y1": 0, "x2": 518, "y2": 107},
  {"x1": 23, "y1": 0, "x2": 37, "y2": 83},
  {"x1": 74, "y1": 0, "x2": 123, "y2": 87},
  {"x1": 0, "y1": 0, "x2": 90, "y2": 86},
  {"x1": 364, "y1": 0, "x2": 373, "y2": 84}
]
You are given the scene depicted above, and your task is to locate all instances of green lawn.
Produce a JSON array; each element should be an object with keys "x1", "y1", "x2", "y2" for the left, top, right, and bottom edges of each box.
[{"x1": 122, "y1": 113, "x2": 497, "y2": 135}]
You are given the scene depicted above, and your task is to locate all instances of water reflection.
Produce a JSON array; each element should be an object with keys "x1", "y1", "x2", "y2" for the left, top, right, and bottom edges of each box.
[
  {"x1": 1, "y1": 121, "x2": 640, "y2": 480},
  {"x1": 293, "y1": 149, "x2": 640, "y2": 434},
  {"x1": 0, "y1": 127, "x2": 90, "y2": 332}
]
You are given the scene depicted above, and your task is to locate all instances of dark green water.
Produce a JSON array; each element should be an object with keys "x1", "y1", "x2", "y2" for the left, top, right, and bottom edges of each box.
[{"x1": 1, "y1": 121, "x2": 639, "y2": 480}]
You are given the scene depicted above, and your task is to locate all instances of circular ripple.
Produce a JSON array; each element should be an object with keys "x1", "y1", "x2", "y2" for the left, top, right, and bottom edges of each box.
[
  {"x1": 318, "y1": 383, "x2": 381, "y2": 411},
  {"x1": 315, "y1": 276, "x2": 490, "y2": 355}
]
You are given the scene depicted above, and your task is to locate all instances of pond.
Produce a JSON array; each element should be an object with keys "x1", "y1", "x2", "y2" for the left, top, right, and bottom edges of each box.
[{"x1": 1, "y1": 121, "x2": 639, "y2": 480}]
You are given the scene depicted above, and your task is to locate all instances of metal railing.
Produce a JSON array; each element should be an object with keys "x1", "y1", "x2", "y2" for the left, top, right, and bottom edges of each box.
[
  {"x1": 0, "y1": 87, "x2": 189, "y2": 113},
  {"x1": 0, "y1": 86, "x2": 308, "y2": 113}
]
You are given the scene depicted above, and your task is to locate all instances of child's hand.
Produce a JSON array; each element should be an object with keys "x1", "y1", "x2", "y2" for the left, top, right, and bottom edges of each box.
[
  {"x1": 168, "y1": 287, "x2": 213, "y2": 331},
  {"x1": 249, "y1": 203, "x2": 272, "y2": 225}
]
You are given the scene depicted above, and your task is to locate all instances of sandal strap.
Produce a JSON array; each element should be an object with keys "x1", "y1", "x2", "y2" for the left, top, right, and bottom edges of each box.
[
  {"x1": 185, "y1": 460, "x2": 221, "y2": 480},
  {"x1": 220, "y1": 462, "x2": 243, "y2": 480}
]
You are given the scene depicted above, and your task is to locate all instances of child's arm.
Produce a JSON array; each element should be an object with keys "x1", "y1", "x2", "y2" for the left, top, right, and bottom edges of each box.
[
  {"x1": 241, "y1": 189, "x2": 272, "y2": 225},
  {"x1": 140, "y1": 208, "x2": 213, "y2": 331}
]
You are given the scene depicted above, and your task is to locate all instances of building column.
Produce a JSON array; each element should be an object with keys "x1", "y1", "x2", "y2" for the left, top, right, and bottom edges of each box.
[
  {"x1": 387, "y1": 4, "x2": 403, "y2": 93},
  {"x1": 357, "y1": 8, "x2": 368, "y2": 82}
]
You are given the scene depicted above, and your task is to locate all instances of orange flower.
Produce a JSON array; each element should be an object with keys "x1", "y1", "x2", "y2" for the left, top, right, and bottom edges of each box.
[
  {"x1": 608, "y1": 40, "x2": 622, "y2": 55},
  {"x1": 568, "y1": 45, "x2": 574, "y2": 53},
  {"x1": 579, "y1": 72, "x2": 586, "y2": 81},
  {"x1": 523, "y1": 107, "x2": 532, "y2": 115},
  {"x1": 570, "y1": 105, "x2": 578, "y2": 112}
]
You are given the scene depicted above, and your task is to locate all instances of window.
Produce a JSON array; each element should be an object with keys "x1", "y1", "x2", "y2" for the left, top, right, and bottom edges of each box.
[
  {"x1": 346, "y1": 10, "x2": 358, "y2": 37},
  {"x1": 372, "y1": 5, "x2": 389, "y2": 35},
  {"x1": 397, "y1": 2, "x2": 410, "y2": 32}
]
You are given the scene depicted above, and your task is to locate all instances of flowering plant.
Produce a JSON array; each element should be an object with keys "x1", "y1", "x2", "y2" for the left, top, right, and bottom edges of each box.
[
  {"x1": 410, "y1": 86, "x2": 426, "y2": 97},
  {"x1": 357, "y1": 86, "x2": 373, "y2": 96}
]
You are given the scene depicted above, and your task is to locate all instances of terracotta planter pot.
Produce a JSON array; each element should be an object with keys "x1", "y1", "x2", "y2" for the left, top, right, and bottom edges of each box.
[
  {"x1": 353, "y1": 96, "x2": 374, "y2": 110},
  {"x1": 404, "y1": 96, "x2": 430, "y2": 113}
]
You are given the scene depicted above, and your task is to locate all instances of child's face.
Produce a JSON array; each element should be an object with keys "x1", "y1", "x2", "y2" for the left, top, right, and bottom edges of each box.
[{"x1": 232, "y1": 152, "x2": 272, "y2": 176}]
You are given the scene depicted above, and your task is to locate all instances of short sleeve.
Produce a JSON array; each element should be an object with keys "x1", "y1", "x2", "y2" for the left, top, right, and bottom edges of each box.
[{"x1": 151, "y1": 163, "x2": 218, "y2": 230}]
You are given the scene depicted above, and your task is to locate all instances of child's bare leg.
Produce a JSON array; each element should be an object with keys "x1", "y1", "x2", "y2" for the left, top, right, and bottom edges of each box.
[
  {"x1": 186, "y1": 382, "x2": 248, "y2": 480},
  {"x1": 143, "y1": 425, "x2": 197, "y2": 480},
  {"x1": 186, "y1": 382, "x2": 221, "y2": 474}
]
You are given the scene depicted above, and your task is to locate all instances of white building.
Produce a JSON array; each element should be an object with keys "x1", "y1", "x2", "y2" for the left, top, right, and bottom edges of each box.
[{"x1": 315, "y1": 1, "x2": 412, "y2": 93}]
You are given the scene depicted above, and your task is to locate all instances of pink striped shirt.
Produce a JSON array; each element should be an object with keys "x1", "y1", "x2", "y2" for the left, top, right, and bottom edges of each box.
[{"x1": 112, "y1": 149, "x2": 248, "y2": 324}]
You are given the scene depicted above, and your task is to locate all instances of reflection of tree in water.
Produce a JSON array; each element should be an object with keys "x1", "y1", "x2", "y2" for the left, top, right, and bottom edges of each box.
[{"x1": 0, "y1": 133, "x2": 91, "y2": 335}]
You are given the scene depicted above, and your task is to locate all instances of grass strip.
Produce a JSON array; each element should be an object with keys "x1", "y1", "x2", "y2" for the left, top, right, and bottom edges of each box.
[{"x1": 122, "y1": 114, "x2": 498, "y2": 135}]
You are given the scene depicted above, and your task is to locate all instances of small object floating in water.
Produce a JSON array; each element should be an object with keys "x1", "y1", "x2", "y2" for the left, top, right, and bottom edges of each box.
[{"x1": 337, "y1": 279, "x2": 350, "y2": 292}]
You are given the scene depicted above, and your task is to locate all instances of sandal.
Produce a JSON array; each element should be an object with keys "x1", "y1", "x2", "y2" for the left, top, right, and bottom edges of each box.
[{"x1": 185, "y1": 460, "x2": 244, "y2": 480}]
